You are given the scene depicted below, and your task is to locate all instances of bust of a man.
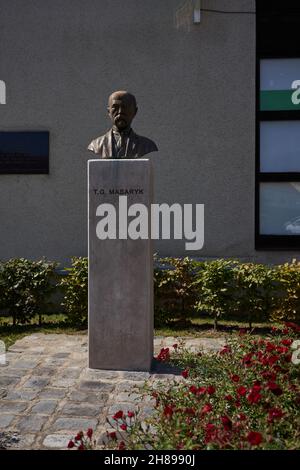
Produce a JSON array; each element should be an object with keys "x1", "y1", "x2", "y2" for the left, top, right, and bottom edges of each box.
[{"x1": 88, "y1": 90, "x2": 158, "y2": 159}]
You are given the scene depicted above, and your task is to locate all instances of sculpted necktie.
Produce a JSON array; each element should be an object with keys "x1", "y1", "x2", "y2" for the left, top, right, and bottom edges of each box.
[{"x1": 117, "y1": 134, "x2": 126, "y2": 157}]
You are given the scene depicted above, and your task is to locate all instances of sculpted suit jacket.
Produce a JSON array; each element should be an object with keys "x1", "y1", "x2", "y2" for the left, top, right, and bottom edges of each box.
[{"x1": 87, "y1": 128, "x2": 158, "y2": 158}]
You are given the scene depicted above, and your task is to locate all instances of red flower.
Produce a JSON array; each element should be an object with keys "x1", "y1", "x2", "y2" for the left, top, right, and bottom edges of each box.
[
  {"x1": 163, "y1": 405, "x2": 174, "y2": 418},
  {"x1": 67, "y1": 440, "x2": 75, "y2": 448},
  {"x1": 268, "y1": 407, "x2": 284, "y2": 422},
  {"x1": 247, "y1": 431, "x2": 262, "y2": 446},
  {"x1": 109, "y1": 432, "x2": 117, "y2": 440},
  {"x1": 206, "y1": 423, "x2": 216, "y2": 432},
  {"x1": 184, "y1": 407, "x2": 196, "y2": 416},
  {"x1": 221, "y1": 415, "x2": 232, "y2": 431},
  {"x1": 225, "y1": 394, "x2": 233, "y2": 401},
  {"x1": 281, "y1": 339, "x2": 292, "y2": 346},
  {"x1": 220, "y1": 345, "x2": 232, "y2": 355},
  {"x1": 201, "y1": 403, "x2": 213, "y2": 414},
  {"x1": 173, "y1": 343, "x2": 178, "y2": 349},
  {"x1": 207, "y1": 385, "x2": 216, "y2": 395},
  {"x1": 268, "y1": 355, "x2": 280, "y2": 365},
  {"x1": 181, "y1": 369, "x2": 189, "y2": 379},
  {"x1": 285, "y1": 322, "x2": 300, "y2": 332},
  {"x1": 75, "y1": 432, "x2": 83, "y2": 441},
  {"x1": 237, "y1": 413, "x2": 247, "y2": 421},
  {"x1": 118, "y1": 441, "x2": 126, "y2": 450},
  {"x1": 261, "y1": 371, "x2": 277, "y2": 381},
  {"x1": 231, "y1": 374, "x2": 240, "y2": 383},
  {"x1": 242, "y1": 353, "x2": 253, "y2": 367},
  {"x1": 127, "y1": 411, "x2": 135, "y2": 418},
  {"x1": 156, "y1": 347, "x2": 170, "y2": 362},
  {"x1": 237, "y1": 386, "x2": 247, "y2": 396},
  {"x1": 247, "y1": 389, "x2": 262, "y2": 404},
  {"x1": 120, "y1": 423, "x2": 127, "y2": 431},
  {"x1": 266, "y1": 342, "x2": 276, "y2": 352},
  {"x1": 86, "y1": 428, "x2": 93, "y2": 439},
  {"x1": 113, "y1": 410, "x2": 124, "y2": 420},
  {"x1": 78, "y1": 443, "x2": 85, "y2": 450},
  {"x1": 252, "y1": 383, "x2": 262, "y2": 392},
  {"x1": 204, "y1": 423, "x2": 217, "y2": 444},
  {"x1": 239, "y1": 328, "x2": 247, "y2": 336},
  {"x1": 276, "y1": 346, "x2": 289, "y2": 354},
  {"x1": 267, "y1": 381, "x2": 283, "y2": 396},
  {"x1": 197, "y1": 387, "x2": 207, "y2": 395},
  {"x1": 189, "y1": 385, "x2": 198, "y2": 395}
]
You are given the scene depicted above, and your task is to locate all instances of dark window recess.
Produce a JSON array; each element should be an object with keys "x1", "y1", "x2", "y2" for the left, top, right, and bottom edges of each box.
[
  {"x1": 0, "y1": 131, "x2": 49, "y2": 174},
  {"x1": 256, "y1": 1, "x2": 300, "y2": 250}
]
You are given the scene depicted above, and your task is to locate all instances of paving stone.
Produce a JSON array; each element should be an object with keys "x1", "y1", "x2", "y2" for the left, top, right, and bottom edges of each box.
[
  {"x1": 4, "y1": 390, "x2": 37, "y2": 401},
  {"x1": 12, "y1": 359, "x2": 40, "y2": 369},
  {"x1": 32, "y1": 367, "x2": 57, "y2": 377},
  {"x1": 0, "y1": 401, "x2": 28, "y2": 413},
  {"x1": 30, "y1": 400, "x2": 58, "y2": 414},
  {"x1": 44, "y1": 357, "x2": 67, "y2": 367},
  {"x1": 79, "y1": 381, "x2": 115, "y2": 392},
  {"x1": 29, "y1": 347, "x2": 45, "y2": 354},
  {"x1": 60, "y1": 402, "x2": 103, "y2": 417},
  {"x1": 119, "y1": 371, "x2": 150, "y2": 381},
  {"x1": 68, "y1": 390, "x2": 109, "y2": 402},
  {"x1": 0, "y1": 376, "x2": 20, "y2": 387},
  {"x1": 114, "y1": 382, "x2": 144, "y2": 393},
  {"x1": 53, "y1": 353, "x2": 71, "y2": 358},
  {"x1": 12, "y1": 434, "x2": 36, "y2": 449},
  {"x1": 17, "y1": 415, "x2": 48, "y2": 432},
  {"x1": 0, "y1": 414, "x2": 15, "y2": 428},
  {"x1": 43, "y1": 433, "x2": 74, "y2": 449},
  {"x1": 1, "y1": 368, "x2": 30, "y2": 377},
  {"x1": 22, "y1": 376, "x2": 49, "y2": 389},
  {"x1": 51, "y1": 417, "x2": 97, "y2": 432},
  {"x1": 50, "y1": 377, "x2": 78, "y2": 387},
  {"x1": 39, "y1": 388, "x2": 67, "y2": 399},
  {"x1": 83, "y1": 369, "x2": 121, "y2": 381},
  {"x1": 112, "y1": 392, "x2": 141, "y2": 403}
]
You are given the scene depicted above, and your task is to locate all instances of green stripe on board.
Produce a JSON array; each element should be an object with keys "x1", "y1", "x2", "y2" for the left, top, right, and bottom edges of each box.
[{"x1": 260, "y1": 90, "x2": 300, "y2": 111}]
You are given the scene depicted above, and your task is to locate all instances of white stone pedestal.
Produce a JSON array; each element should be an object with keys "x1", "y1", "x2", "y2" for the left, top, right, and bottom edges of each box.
[{"x1": 88, "y1": 159, "x2": 153, "y2": 371}]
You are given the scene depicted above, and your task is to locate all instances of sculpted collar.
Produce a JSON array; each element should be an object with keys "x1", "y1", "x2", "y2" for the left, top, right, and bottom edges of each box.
[{"x1": 112, "y1": 125, "x2": 132, "y2": 138}]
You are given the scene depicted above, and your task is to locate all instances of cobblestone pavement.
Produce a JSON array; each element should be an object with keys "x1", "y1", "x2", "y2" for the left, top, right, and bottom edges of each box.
[{"x1": 0, "y1": 334, "x2": 225, "y2": 450}]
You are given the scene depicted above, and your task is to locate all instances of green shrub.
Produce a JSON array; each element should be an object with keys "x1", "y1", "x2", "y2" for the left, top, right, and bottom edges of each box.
[
  {"x1": 154, "y1": 257, "x2": 201, "y2": 326},
  {"x1": 232, "y1": 263, "x2": 279, "y2": 328},
  {"x1": 0, "y1": 258, "x2": 58, "y2": 325},
  {"x1": 271, "y1": 260, "x2": 300, "y2": 323},
  {"x1": 195, "y1": 259, "x2": 238, "y2": 329},
  {"x1": 60, "y1": 257, "x2": 88, "y2": 327}
]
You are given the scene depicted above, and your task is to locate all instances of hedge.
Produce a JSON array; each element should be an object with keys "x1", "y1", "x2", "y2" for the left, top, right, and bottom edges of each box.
[{"x1": 0, "y1": 256, "x2": 300, "y2": 328}]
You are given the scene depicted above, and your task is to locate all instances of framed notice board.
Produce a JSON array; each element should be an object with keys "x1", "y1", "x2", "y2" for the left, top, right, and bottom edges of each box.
[{"x1": 0, "y1": 131, "x2": 49, "y2": 174}]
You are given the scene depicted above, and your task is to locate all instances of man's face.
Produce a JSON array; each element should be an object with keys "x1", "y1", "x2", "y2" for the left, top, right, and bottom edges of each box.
[{"x1": 108, "y1": 93, "x2": 137, "y2": 131}]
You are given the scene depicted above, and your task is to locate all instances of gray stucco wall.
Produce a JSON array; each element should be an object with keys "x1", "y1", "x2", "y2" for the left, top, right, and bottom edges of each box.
[{"x1": 0, "y1": 0, "x2": 296, "y2": 266}]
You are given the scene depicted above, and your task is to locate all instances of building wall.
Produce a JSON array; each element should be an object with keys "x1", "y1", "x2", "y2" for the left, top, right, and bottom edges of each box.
[{"x1": 0, "y1": 0, "x2": 293, "y2": 266}]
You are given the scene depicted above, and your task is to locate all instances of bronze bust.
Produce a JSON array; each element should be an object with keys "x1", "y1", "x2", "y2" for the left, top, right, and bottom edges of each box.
[{"x1": 88, "y1": 90, "x2": 158, "y2": 158}]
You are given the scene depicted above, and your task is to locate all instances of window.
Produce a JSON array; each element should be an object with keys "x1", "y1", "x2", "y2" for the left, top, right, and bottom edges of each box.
[{"x1": 256, "y1": 1, "x2": 300, "y2": 250}]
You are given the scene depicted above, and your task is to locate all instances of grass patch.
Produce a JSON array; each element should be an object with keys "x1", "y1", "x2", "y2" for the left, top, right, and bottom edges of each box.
[
  {"x1": 155, "y1": 317, "x2": 281, "y2": 338},
  {"x1": 0, "y1": 314, "x2": 86, "y2": 349}
]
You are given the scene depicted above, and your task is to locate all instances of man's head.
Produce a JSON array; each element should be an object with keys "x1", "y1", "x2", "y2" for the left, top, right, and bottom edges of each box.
[{"x1": 107, "y1": 90, "x2": 138, "y2": 131}]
